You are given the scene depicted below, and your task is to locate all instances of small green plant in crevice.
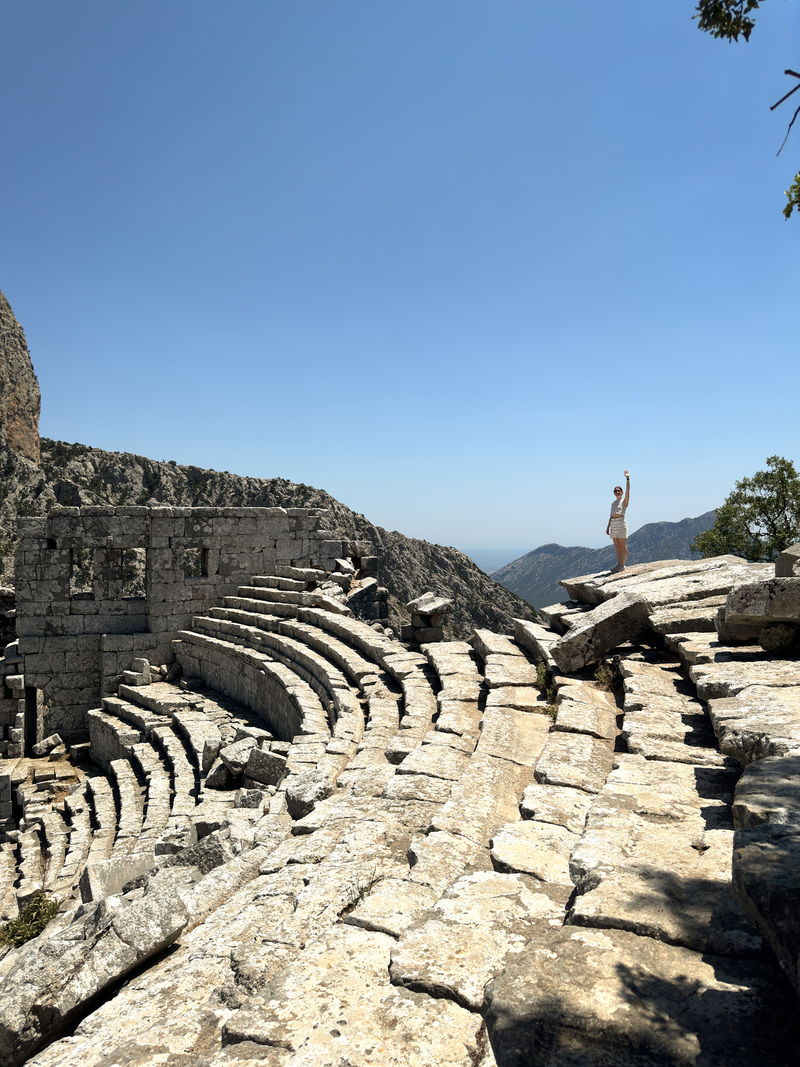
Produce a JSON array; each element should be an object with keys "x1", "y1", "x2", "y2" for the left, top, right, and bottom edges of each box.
[
  {"x1": 536, "y1": 661, "x2": 548, "y2": 689},
  {"x1": 594, "y1": 661, "x2": 614, "y2": 691},
  {"x1": 0, "y1": 891, "x2": 59, "y2": 947}
]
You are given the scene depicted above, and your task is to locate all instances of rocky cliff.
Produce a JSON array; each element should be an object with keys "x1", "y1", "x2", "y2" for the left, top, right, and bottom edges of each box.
[
  {"x1": 0, "y1": 435, "x2": 534, "y2": 636},
  {"x1": 0, "y1": 291, "x2": 40, "y2": 466}
]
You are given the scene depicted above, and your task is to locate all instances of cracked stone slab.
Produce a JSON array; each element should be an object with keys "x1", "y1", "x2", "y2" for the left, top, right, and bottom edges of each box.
[
  {"x1": 490, "y1": 820, "x2": 578, "y2": 886},
  {"x1": 534, "y1": 732, "x2": 614, "y2": 794},
  {"x1": 223, "y1": 924, "x2": 487, "y2": 1065},
  {"x1": 483, "y1": 925, "x2": 800, "y2": 1067},
  {"x1": 406, "y1": 830, "x2": 493, "y2": 893},
  {"x1": 343, "y1": 876, "x2": 441, "y2": 938},
  {"x1": 429, "y1": 755, "x2": 531, "y2": 846},
  {"x1": 0, "y1": 884, "x2": 188, "y2": 1066},
  {"x1": 476, "y1": 707, "x2": 550, "y2": 766},
  {"x1": 554, "y1": 694, "x2": 617, "y2": 741},
  {"x1": 485, "y1": 686, "x2": 550, "y2": 713},
  {"x1": 390, "y1": 871, "x2": 564, "y2": 1011},
  {"x1": 483, "y1": 654, "x2": 539, "y2": 689},
  {"x1": 395, "y1": 743, "x2": 471, "y2": 781},
  {"x1": 707, "y1": 684, "x2": 800, "y2": 763},
  {"x1": 520, "y1": 782, "x2": 595, "y2": 835}
]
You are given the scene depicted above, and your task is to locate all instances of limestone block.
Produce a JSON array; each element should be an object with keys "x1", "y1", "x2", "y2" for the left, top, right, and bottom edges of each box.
[
  {"x1": 490, "y1": 820, "x2": 577, "y2": 885},
  {"x1": 406, "y1": 829, "x2": 493, "y2": 893},
  {"x1": 0, "y1": 884, "x2": 189, "y2": 1065},
  {"x1": 733, "y1": 822, "x2": 800, "y2": 996},
  {"x1": 707, "y1": 684, "x2": 800, "y2": 762},
  {"x1": 79, "y1": 854, "x2": 155, "y2": 902},
  {"x1": 476, "y1": 706, "x2": 550, "y2": 766},
  {"x1": 485, "y1": 686, "x2": 548, "y2": 713},
  {"x1": 243, "y1": 746, "x2": 287, "y2": 787},
  {"x1": 223, "y1": 925, "x2": 486, "y2": 1065},
  {"x1": 219, "y1": 737, "x2": 257, "y2": 776},
  {"x1": 555, "y1": 692, "x2": 617, "y2": 741},
  {"x1": 484, "y1": 925, "x2": 799, "y2": 1067},
  {"x1": 390, "y1": 871, "x2": 563, "y2": 1010},
  {"x1": 285, "y1": 768, "x2": 334, "y2": 819},
  {"x1": 483, "y1": 654, "x2": 539, "y2": 689},
  {"x1": 519, "y1": 782, "x2": 595, "y2": 835},
  {"x1": 551, "y1": 592, "x2": 651, "y2": 672},
  {"x1": 732, "y1": 755, "x2": 800, "y2": 829},
  {"x1": 726, "y1": 577, "x2": 800, "y2": 626},
  {"x1": 534, "y1": 732, "x2": 614, "y2": 794},
  {"x1": 776, "y1": 542, "x2": 800, "y2": 577}
]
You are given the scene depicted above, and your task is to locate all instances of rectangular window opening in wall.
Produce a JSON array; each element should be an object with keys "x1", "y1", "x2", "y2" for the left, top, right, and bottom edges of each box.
[
  {"x1": 70, "y1": 546, "x2": 95, "y2": 599},
  {"x1": 183, "y1": 546, "x2": 208, "y2": 579},
  {"x1": 122, "y1": 547, "x2": 147, "y2": 598}
]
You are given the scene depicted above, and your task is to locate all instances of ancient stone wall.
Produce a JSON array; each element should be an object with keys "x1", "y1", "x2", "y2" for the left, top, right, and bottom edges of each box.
[{"x1": 14, "y1": 505, "x2": 342, "y2": 741}]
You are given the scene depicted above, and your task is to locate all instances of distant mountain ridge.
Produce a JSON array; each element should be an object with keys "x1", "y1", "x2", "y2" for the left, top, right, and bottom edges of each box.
[{"x1": 492, "y1": 511, "x2": 717, "y2": 610}]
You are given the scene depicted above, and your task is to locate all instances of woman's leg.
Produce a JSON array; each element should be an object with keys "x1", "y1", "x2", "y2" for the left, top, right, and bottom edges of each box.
[{"x1": 612, "y1": 538, "x2": 627, "y2": 568}]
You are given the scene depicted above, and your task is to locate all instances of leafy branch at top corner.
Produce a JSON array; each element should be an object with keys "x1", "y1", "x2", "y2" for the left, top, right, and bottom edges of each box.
[
  {"x1": 694, "y1": 1, "x2": 798, "y2": 219},
  {"x1": 693, "y1": 0, "x2": 764, "y2": 42}
]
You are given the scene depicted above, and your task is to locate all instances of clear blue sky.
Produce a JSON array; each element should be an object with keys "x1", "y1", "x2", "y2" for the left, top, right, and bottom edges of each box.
[{"x1": 2, "y1": 1, "x2": 797, "y2": 557}]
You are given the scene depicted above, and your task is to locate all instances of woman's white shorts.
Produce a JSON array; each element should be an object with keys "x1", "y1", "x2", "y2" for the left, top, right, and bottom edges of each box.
[{"x1": 609, "y1": 518, "x2": 628, "y2": 538}]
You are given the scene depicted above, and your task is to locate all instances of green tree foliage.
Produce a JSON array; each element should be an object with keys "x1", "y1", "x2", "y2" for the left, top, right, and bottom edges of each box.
[
  {"x1": 694, "y1": 1, "x2": 800, "y2": 218},
  {"x1": 692, "y1": 456, "x2": 800, "y2": 561}
]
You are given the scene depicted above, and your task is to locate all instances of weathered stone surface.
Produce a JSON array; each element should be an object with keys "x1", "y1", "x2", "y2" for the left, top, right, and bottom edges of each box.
[
  {"x1": 0, "y1": 289, "x2": 41, "y2": 464},
  {"x1": 396, "y1": 742, "x2": 470, "y2": 781},
  {"x1": 551, "y1": 593, "x2": 651, "y2": 672},
  {"x1": 343, "y1": 876, "x2": 440, "y2": 937},
  {"x1": 483, "y1": 654, "x2": 539, "y2": 689},
  {"x1": 406, "y1": 830, "x2": 493, "y2": 893},
  {"x1": 569, "y1": 756, "x2": 761, "y2": 957},
  {"x1": 733, "y1": 823, "x2": 800, "y2": 996},
  {"x1": 430, "y1": 755, "x2": 528, "y2": 845},
  {"x1": 776, "y1": 542, "x2": 800, "y2": 578},
  {"x1": 534, "y1": 732, "x2": 614, "y2": 794},
  {"x1": 224, "y1": 925, "x2": 486, "y2": 1064},
  {"x1": 390, "y1": 871, "x2": 563, "y2": 1010},
  {"x1": 490, "y1": 820, "x2": 577, "y2": 885},
  {"x1": 243, "y1": 745, "x2": 287, "y2": 786},
  {"x1": 485, "y1": 685, "x2": 548, "y2": 713},
  {"x1": 759, "y1": 622, "x2": 799, "y2": 651},
  {"x1": 648, "y1": 595, "x2": 726, "y2": 634},
  {"x1": 477, "y1": 706, "x2": 550, "y2": 766},
  {"x1": 732, "y1": 755, "x2": 800, "y2": 828},
  {"x1": 519, "y1": 782, "x2": 595, "y2": 835},
  {"x1": 554, "y1": 693, "x2": 617, "y2": 741},
  {"x1": 220, "y1": 737, "x2": 258, "y2": 775},
  {"x1": 0, "y1": 884, "x2": 188, "y2": 1065},
  {"x1": 484, "y1": 925, "x2": 800, "y2": 1067},
  {"x1": 707, "y1": 684, "x2": 800, "y2": 763},
  {"x1": 725, "y1": 577, "x2": 800, "y2": 623},
  {"x1": 285, "y1": 768, "x2": 335, "y2": 819},
  {"x1": 690, "y1": 657, "x2": 800, "y2": 700}
]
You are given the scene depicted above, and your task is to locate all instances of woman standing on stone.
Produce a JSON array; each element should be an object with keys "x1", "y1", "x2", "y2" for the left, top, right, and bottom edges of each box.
[{"x1": 606, "y1": 471, "x2": 630, "y2": 573}]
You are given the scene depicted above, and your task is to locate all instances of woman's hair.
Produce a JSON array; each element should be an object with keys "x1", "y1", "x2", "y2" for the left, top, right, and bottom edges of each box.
[{"x1": 614, "y1": 486, "x2": 623, "y2": 493}]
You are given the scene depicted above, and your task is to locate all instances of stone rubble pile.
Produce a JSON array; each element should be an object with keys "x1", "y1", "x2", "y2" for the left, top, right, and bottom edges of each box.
[{"x1": 0, "y1": 549, "x2": 799, "y2": 1065}]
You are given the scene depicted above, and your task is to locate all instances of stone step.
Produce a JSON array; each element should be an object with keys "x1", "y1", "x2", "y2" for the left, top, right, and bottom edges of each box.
[
  {"x1": 40, "y1": 810, "x2": 69, "y2": 891},
  {"x1": 174, "y1": 630, "x2": 330, "y2": 741},
  {"x1": 83, "y1": 773, "x2": 116, "y2": 865},
  {"x1": 249, "y1": 574, "x2": 307, "y2": 591},
  {"x1": 108, "y1": 758, "x2": 146, "y2": 849}
]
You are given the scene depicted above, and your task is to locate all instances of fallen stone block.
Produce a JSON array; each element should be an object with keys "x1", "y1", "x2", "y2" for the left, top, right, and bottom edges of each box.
[
  {"x1": 243, "y1": 745, "x2": 287, "y2": 787},
  {"x1": 285, "y1": 768, "x2": 335, "y2": 819},
  {"x1": 551, "y1": 593, "x2": 651, "y2": 673},
  {"x1": 31, "y1": 733, "x2": 63, "y2": 758}
]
